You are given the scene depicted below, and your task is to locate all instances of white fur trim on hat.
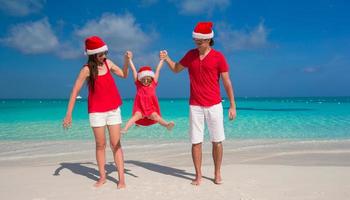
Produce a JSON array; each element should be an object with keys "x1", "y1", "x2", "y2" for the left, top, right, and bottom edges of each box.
[
  {"x1": 86, "y1": 45, "x2": 108, "y2": 55},
  {"x1": 192, "y1": 31, "x2": 214, "y2": 39},
  {"x1": 137, "y1": 71, "x2": 155, "y2": 81}
]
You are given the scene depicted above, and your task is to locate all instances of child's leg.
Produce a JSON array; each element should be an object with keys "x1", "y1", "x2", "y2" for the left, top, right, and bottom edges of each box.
[
  {"x1": 149, "y1": 112, "x2": 175, "y2": 131},
  {"x1": 107, "y1": 124, "x2": 126, "y2": 189},
  {"x1": 92, "y1": 126, "x2": 107, "y2": 187},
  {"x1": 121, "y1": 112, "x2": 143, "y2": 133}
]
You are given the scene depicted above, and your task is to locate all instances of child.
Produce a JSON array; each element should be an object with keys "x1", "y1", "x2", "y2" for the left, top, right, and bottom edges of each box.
[
  {"x1": 121, "y1": 51, "x2": 175, "y2": 133},
  {"x1": 62, "y1": 36, "x2": 128, "y2": 189}
]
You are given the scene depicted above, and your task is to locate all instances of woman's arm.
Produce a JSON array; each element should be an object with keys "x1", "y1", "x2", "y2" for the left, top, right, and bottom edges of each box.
[
  {"x1": 108, "y1": 59, "x2": 129, "y2": 79},
  {"x1": 63, "y1": 67, "x2": 89, "y2": 128}
]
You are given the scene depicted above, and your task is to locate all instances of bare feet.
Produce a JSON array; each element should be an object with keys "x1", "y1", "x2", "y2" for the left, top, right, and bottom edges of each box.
[
  {"x1": 166, "y1": 121, "x2": 175, "y2": 131},
  {"x1": 117, "y1": 182, "x2": 126, "y2": 189},
  {"x1": 191, "y1": 177, "x2": 202, "y2": 186},
  {"x1": 94, "y1": 177, "x2": 106, "y2": 187}
]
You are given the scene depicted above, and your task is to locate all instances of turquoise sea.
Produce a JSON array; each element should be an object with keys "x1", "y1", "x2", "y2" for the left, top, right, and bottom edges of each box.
[{"x1": 0, "y1": 97, "x2": 350, "y2": 141}]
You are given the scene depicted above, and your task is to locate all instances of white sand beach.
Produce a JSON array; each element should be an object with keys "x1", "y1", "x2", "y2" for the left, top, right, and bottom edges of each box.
[{"x1": 1, "y1": 139, "x2": 350, "y2": 200}]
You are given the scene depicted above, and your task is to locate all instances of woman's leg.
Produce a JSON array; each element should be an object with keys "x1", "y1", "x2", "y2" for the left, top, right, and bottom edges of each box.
[
  {"x1": 121, "y1": 112, "x2": 143, "y2": 133},
  {"x1": 92, "y1": 126, "x2": 107, "y2": 187},
  {"x1": 149, "y1": 112, "x2": 174, "y2": 130},
  {"x1": 108, "y1": 124, "x2": 126, "y2": 189}
]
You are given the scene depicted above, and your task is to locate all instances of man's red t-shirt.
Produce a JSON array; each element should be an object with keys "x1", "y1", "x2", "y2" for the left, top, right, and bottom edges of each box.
[{"x1": 179, "y1": 48, "x2": 229, "y2": 107}]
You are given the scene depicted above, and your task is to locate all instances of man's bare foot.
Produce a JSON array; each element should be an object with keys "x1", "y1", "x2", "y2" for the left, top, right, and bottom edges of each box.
[
  {"x1": 117, "y1": 182, "x2": 126, "y2": 189},
  {"x1": 214, "y1": 176, "x2": 223, "y2": 185},
  {"x1": 166, "y1": 121, "x2": 175, "y2": 131},
  {"x1": 191, "y1": 177, "x2": 201, "y2": 186},
  {"x1": 94, "y1": 177, "x2": 106, "y2": 187}
]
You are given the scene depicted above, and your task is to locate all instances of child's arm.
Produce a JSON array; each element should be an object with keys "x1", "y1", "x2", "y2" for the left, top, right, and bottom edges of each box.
[
  {"x1": 154, "y1": 59, "x2": 164, "y2": 83},
  {"x1": 129, "y1": 59, "x2": 138, "y2": 82},
  {"x1": 63, "y1": 67, "x2": 89, "y2": 128}
]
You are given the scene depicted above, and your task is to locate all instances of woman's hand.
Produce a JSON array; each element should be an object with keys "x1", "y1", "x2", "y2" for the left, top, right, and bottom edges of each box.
[
  {"x1": 125, "y1": 50, "x2": 133, "y2": 61},
  {"x1": 63, "y1": 115, "x2": 72, "y2": 129}
]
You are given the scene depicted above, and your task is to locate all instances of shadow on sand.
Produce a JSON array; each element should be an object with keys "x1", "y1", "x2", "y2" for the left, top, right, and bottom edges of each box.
[
  {"x1": 53, "y1": 162, "x2": 137, "y2": 184},
  {"x1": 125, "y1": 160, "x2": 213, "y2": 182}
]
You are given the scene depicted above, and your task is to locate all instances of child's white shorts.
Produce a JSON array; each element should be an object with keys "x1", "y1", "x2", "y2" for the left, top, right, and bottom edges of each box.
[
  {"x1": 89, "y1": 107, "x2": 122, "y2": 127},
  {"x1": 189, "y1": 103, "x2": 225, "y2": 144}
]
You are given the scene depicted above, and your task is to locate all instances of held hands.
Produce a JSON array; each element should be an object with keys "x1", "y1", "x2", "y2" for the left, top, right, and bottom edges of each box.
[
  {"x1": 159, "y1": 50, "x2": 168, "y2": 60},
  {"x1": 125, "y1": 50, "x2": 133, "y2": 61}
]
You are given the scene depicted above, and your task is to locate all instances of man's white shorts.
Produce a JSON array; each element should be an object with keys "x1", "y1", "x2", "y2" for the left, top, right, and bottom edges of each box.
[
  {"x1": 189, "y1": 103, "x2": 225, "y2": 144},
  {"x1": 89, "y1": 108, "x2": 122, "y2": 127}
]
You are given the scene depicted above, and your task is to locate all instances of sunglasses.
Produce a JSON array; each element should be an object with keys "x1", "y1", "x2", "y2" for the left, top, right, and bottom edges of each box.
[
  {"x1": 193, "y1": 38, "x2": 210, "y2": 43},
  {"x1": 97, "y1": 51, "x2": 108, "y2": 57}
]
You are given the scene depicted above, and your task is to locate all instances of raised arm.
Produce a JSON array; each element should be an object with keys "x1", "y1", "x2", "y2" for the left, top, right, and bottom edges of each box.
[
  {"x1": 159, "y1": 50, "x2": 185, "y2": 73},
  {"x1": 221, "y1": 72, "x2": 237, "y2": 120},
  {"x1": 63, "y1": 67, "x2": 89, "y2": 128},
  {"x1": 154, "y1": 59, "x2": 164, "y2": 83},
  {"x1": 108, "y1": 58, "x2": 129, "y2": 79},
  {"x1": 125, "y1": 51, "x2": 138, "y2": 82}
]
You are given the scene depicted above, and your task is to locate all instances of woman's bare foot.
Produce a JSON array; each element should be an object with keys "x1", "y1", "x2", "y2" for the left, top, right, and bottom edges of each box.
[
  {"x1": 94, "y1": 177, "x2": 106, "y2": 187},
  {"x1": 214, "y1": 176, "x2": 223, "y2": 185},
  {"x1": 166, "y1": 121, "x2": 175, "y2": 131},
  {"x1": 191, "y1": 177, "x2": 201, "y2": 186}
]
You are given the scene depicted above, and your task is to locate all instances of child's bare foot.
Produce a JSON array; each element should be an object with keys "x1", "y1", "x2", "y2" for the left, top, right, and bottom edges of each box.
[
  {"x1": 117, "y1": 182, "x2": 126, "y2": 189},
  {"x1": 94, "y1": 177, "x2": 106, "y2": 187},
  {"x1": 166, "y1": 121, "x2": 175, "y2": 131},
  {"x1": 191, "y1": 177, "x2": 202, "y2": 186},
  {"x1": 121, "y1": 128, "x2": 127, "y2": 134}
]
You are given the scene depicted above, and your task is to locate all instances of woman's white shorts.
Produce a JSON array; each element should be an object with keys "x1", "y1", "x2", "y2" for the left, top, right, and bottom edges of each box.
[
  {"x1": 189, "y1": 103, "x2": 225, "y2": 144},
  {"x1": 89, "y1": 108, "x2": 122, "y2": 127}
]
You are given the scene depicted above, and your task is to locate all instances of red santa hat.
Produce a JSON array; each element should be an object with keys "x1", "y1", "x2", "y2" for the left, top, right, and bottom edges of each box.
[
  {"x1": 85, "y1": 36, "x2": 108, "y2": 55},
  {"x1": 137, "y1": 66, "x2": 155, "y2": 81},
  {"x1": 192, "y1": 22, "x2": 214, "y2": 39}
]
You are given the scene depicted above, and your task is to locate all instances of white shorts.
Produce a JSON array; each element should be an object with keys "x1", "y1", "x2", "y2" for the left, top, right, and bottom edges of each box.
[
  {"x1": 89, "y1": 108, "x2": 122, "y2": 127},
  {"x1": 189, "y1": 103, "x2": 225, "y2": 144}
]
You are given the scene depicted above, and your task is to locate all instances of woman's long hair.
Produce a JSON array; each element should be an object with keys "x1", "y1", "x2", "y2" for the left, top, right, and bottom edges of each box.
[{"x1": 87, "y1": 55, "x2": 99, "y2": 92}]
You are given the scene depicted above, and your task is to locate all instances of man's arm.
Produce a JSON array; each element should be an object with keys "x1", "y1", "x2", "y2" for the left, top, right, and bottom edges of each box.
[
  {"x1": 221, "y1": 72, "x2": 237, "y2": 120},
  {"x1": 160, "y1": 50, "x2": 185, "y2": 73}
]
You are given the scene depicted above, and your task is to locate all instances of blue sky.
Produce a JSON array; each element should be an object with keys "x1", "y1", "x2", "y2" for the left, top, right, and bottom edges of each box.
[{"x1": 0, "y1": 0, "x2": 349, "y2": 99}]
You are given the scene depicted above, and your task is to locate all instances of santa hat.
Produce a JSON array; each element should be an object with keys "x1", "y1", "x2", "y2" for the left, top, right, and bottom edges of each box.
[
  {"x1": 192, "y1": 22, "x2": 214, "y2": 39},
  {"x1": 137, "y1": 66, "x2": 155, "y2": 81},
  {"x1": 85, "y1": 36, "x2": 108, "y2": 55}
]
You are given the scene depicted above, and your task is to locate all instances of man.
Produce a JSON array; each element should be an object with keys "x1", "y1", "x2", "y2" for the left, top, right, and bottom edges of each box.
[{"x1": 160, "y1": 22, "x2": 236, "y2": 185}]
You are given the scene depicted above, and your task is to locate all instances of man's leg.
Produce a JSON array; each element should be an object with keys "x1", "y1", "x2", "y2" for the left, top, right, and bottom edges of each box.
[
  {"x1": 206, "y1": 103, "x2": 225, "y2": 184},
  {"x1": 212, "y1": 141, "x2": 223, "y2": 184},
  {"x1": 189, "y1": 105, "x2": 204, "y2": 185},
  {"x1": 191, "y1": 142, "x2": 202, "y2": 185}
]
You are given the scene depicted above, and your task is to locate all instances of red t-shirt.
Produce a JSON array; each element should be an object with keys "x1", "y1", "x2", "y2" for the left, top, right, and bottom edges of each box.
[{"x1": 180, "y1": 48, "x2": 229, "y2": 106}]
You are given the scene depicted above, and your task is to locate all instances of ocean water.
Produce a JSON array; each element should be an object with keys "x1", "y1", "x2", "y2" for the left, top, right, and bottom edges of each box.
[{"x1": 0, "y1": 97, "x2": 349, "y2": 141}]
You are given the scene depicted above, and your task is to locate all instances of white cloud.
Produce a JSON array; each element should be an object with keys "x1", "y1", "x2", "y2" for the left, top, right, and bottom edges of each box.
[
  {"x1": 0, "y1": 0, "x2": 45, "y2": 16},
  {"x1": 217, "y1": 21, "x2": 271, "y2": 51},
  {"x1": 1, "y1": 18, "x2": 59, "y2": 54},
  {"x1": 75, "y1": 13, "x2": 156, "y2": 54},
  {"x1": 171, "y1": 0, "x2": 230, "y2": 15}
]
